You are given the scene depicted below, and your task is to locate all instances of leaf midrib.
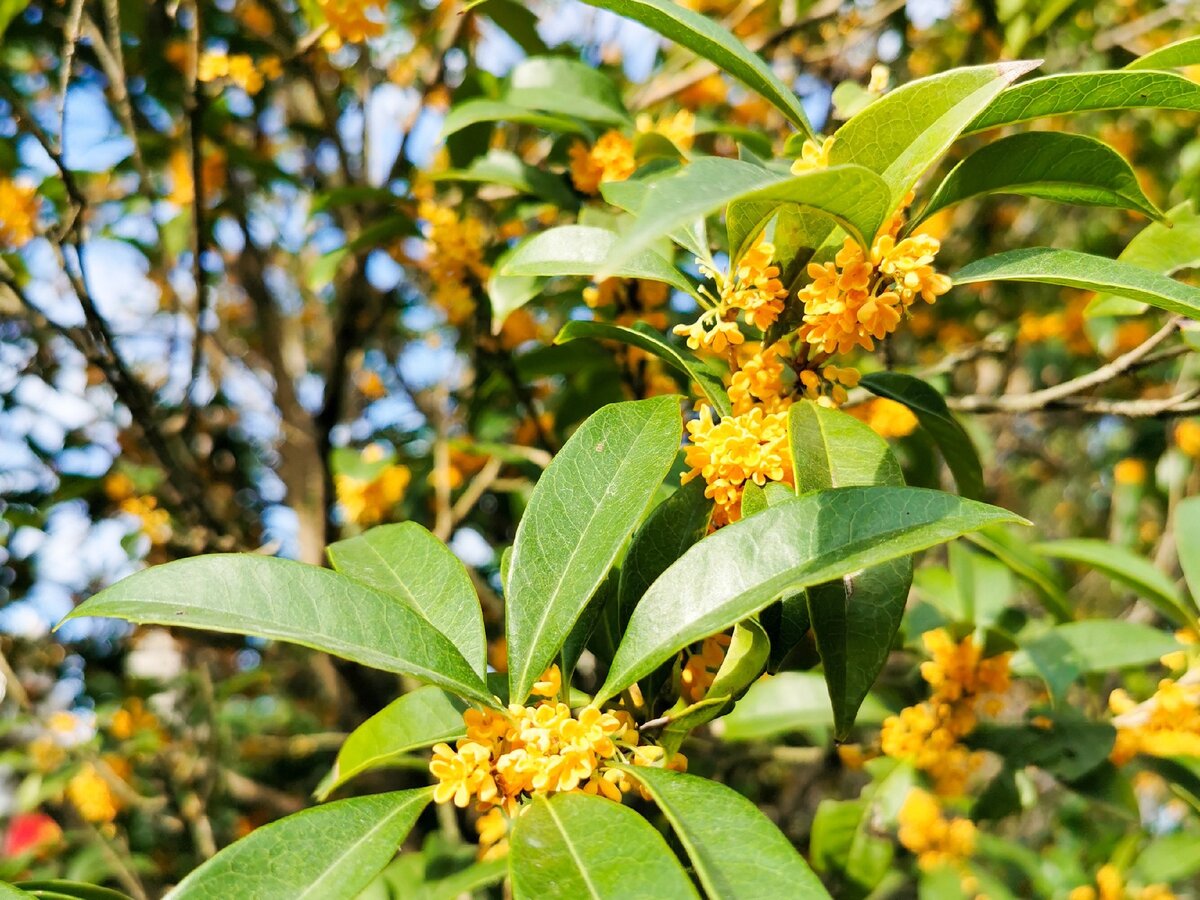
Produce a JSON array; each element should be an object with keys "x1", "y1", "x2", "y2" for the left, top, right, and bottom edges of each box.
[{"x1": 545, "y1": 800, "x2": 602, "y2": 900}]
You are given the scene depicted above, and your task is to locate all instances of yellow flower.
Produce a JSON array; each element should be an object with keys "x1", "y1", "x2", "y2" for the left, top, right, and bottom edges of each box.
[
  {"x1": 475, "y1": 806, "x2": 510, "y2": 860},
  {"x1": 531, "y1": 664, "x2": 562, "y2": 700},
  {"x1": 1177, "y1": 421, "x2": 1200, "y2": 458},
  {"x1": 1113, "y1": 457, "x2": 1146, "y2": 486},
  {"x1": 336, "y1": 462, "x2": 411, "y2": 526},
  {"x1": 728, "y1": 345, "x2": 790, "y2": 414},
  {"x1": 682, "y1": 402, "x2": 793, "y2": 523},
  {"x1": 897, "y1": 788, "x2": 975, "y2": 871},
  {"x1": 318, "y1": 0, "x2": 387, "y2": 44},
  {"x1": 637, "y1": 109, "x2": 696, "y2": 151},
  {"x1": 680, "y1": 633, "x2": 731, "y2": 703},
  {"x1": 849, "y1": 397, "x2": 918, "y2": 438},
  {"x1": 790, "y1": 136, "x2": 835, "y2": 175},
  {"x1": 430, "y1": 741, "x2": 498, "y2": 808},
  {"x1": 0, "y1": 177, "x2": 39, "y2": 248},
  {"x1": 568, "y1": 131, "x2": 636, "y2": 194},
  {"x1": 109, "y1": 699, "x2": 159, "y2": 741},
  {"x1": 197, "y1": 50, "x2": 273, "y2": 95},
  {"x1": 67, "y1": 763, "x2": 122, "y2": 824},
  {"x1": 119, "y1": 495, "x2": 172, "y2": 546},
  {"x1": 1110, "y1": 674, "x2": 1200, "y2": 765}
]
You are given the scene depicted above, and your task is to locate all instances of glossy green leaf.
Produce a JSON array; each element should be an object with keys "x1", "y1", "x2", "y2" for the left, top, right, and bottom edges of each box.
[
  {"x1": 1035, "y1": 538, "x2": 1197, "y2": 627},
  {"x1": 505, "y1": 57, "x2": 630, "y2": 125},
  {"x1": 61, "y1": 556, "x2": 493, "y2": 705},
  {"x1": 555, "y1": 320, "x2": 731, "y2": 417},
  {"x1": 440, "y1": 99, "x2": 587, "y2": 139},
  {"x1": 788, "y1": 401, "x2": 911, "y2": 738},
  {"x1": 597, "y1": 486, "x2": 1026, "y2": 702},
  {"x1": 506, "y1": 397, "x2": 682, "y2": 703},
  {"x1": 0, "y1": 886, "x2": 23, "y2": 899},
  {"x1": 966, "y1": 526, "x2": 1071, "y2": 622},
  {"x1": 1088, "y1": 201, "x2": 1200, "y2": 316},
  {"x1": 315, "y1": 687, "x2": 467, "y2": 800},
  {"x1": 1124, "y1": 35, "x2": 1200, "y2": 71},
  {"x1": 615, "y1": 766, "x2": 830, "y2": 899},
  {"x1": 600, "y1": 174, "x2": 711, "y2": 261},
  {"x1": 11, "y1": 883, "x2": 129, "y2": 900},
  {"x1": 859, "y1": 372, "x2": 985, "y2": 500},
  {"x1": 501, "y1": 225, "x2": 701, "y2": 302},
  {"x1": 431, "y1": 149, "x2": 576, "y2": 208},
  {"x1": 954, "y1": 247, "x2": 1200, "y2": 320},
  {"x1": 488, "y1": 247, "x2": 547, "y2": 333},
  {"x1": 509, "y1": 792, "x2": 699, "y2": 900},
  {"x1": 965, "y1": 71, "x2": 1200, "y2": 134},
  {"x1": 598, "y1": 159, "x2": 892, "y2": 276},
  {"x1": 1131, "y1": 832, "x2": 1200, "y2": 884},
  {"x1": 715, "y1": 672, "x2": 890, "y2": 741},
  {"x1": 605, "y1": 479, "x2": 712, "y2": 659},
  {"x1": 328, "y1": 523, "x2": 487, "y2": 676},
  {"x1": 1176, "y1": 496, "x2": 1200, "y2": 610},
  {"x1": 831, "y1": 61, "x2": 1040, "y2": 208},
  {"x1": 1013, "y1": 620, "x2": 1181, "y2": 698},
  {"x1": 167, "y1": 789, "x2": 432, "y2": 900},
  {"x1": 921, "y1": 132, "x2": 1163, "y2": 222},
  {"x1": 577, "y1": 0, "x2": 814, "y2": 137}
]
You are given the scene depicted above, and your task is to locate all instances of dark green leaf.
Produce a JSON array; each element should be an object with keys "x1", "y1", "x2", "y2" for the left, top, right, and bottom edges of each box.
[
  {"x1": 431, "y1": 150, "x2": 577, "y2": 208},
  {"x1": 859, "y1": 372, "x2": 985, "y2": 500},
  {"x1": 508, "y1": 793, "x2": 699, "y2": 900},
  {"x1": 61, "y1": 556, "x2": 493, "y2": 705},
  {"x1": 615, "y1": 766, "x2": 830, "y2": 899},
  {"x1": 167, "y1": 789, "x2": 432, "y2": 900},
  {"x1": 577, "y1": 0, "x2": 814, "y2": 137},
  {"x1": 1088, "y1": 201, "x2": 1200, "y2": 316},
  {"x1": 966, "y1": 526, "x2": 1072, "y2": 622},
  {"x1": 597, "y1": 486, "x2": 1026, "y2": 702},
  {"x1": 920, "y1": 132, "x2": 1163, "y2": 222},
  {"x1": 1014, "y1": 620, "x2": 1180, "y2": 698},
  {"x1": 715, "y1": 672, "x2": 890, "y2": 741},
  {"x1": 329, "y1": 523, "x2": 487, "y2": 676},
  {"x1": 506, "y1": 397, "x2": 682, "y2": 703},
  {"x1": 554, "y1": 320, "x2": 731, "y2": 417},
  {"x1": 967, "y1": 715, "x2": 1114, "y2": 781}
]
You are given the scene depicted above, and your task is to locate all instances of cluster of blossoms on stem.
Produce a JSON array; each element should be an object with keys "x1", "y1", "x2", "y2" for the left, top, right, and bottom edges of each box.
[
  {"x1": 569, "y1": 112, "x2": 697, "y2": 195},
  {"x1": 197, "y1": 49, "x2": 282, "y2": 96},
  {"x1": 0, "y1": 177, "x2": 39, "y2": 248},
  {"x1": 880, "y1": 629, "x2": 1011, "y2": 796},
  {"x1": 334, "y1": 445, "x2": 412, "y2": 527},
  {"x1": 896, "y1": 787, "x2": 976, "y2": 873},
  {"x1": 318, "y1": 0, "x2": 388, "y2": 46},
  {"x1": 416, "y1": 198, "x2": 491, "y2": 326},
  {"x1": 1069, "y1": 864, "x2": 1176, "y2": 900},
  {"x1": 680, "y1": 633, "x2": 732, "y2": 703},
  {"x1": 429, "y1": 666, "x2": 682, "y2": 859},
  {"x1": 1109, "y1": 671, "x2": 1200, "y2": 764}
]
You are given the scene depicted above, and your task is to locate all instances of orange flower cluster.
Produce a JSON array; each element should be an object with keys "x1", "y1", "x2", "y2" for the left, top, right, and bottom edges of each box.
[
  {"x1": 418, "y1": 200, "x2": 490, "y2": 325},
  {"x1": 636, "y1": 109, "x2": 697, "y2": 151},
  {"x1": 674, "y1": 234, "x2": 788, "y2": 355},
  {"x1": 880, "y1": 629, "x2": 1010, "y2": 796},
  {"x1": 1109, "y1": 674, "x2": 1200, "y2": 765},
  {"x1": 568, "y1": 131, "x2": 636, "y2": 194},
  {"x1": 680, "y1": 633, "x2": 731, "y2": 703},
  {"x1": 429, "y1": 666, "x2": 680, "y2": 858},
  {"x1": 0, "y1": 177, "x2": 39, "y2": 248},
  {"x1": 197, "y1": 50, "x2": 281, "y2": 95},
  {"x1": 584, "y1": 278, "x2": 671, "y2": 331},
  {"x1": 797, "y1": 226, "x2": 952, "y2": 356},
  {"x1": 849, "y1": 397, "x2": 919, "y2": 438},
  {"x1": 1069, "y1": 865, "x2": 1177, "y2": 900},
  {"x1": 897, "y1": 788, "x2": 976, "y2": 871},
  {"x1": 318, "y1": 0, "x2": 387, "y2": 45}
]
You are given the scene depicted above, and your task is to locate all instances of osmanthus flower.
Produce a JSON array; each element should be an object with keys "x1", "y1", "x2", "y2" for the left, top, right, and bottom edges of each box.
[
  {"x1": 880, "y1": 629, "x2": 1011, "y2": 796},
  {"x1": 896, "y1": 788, "x2": 976, "y2": 872},
  {"x1": 635, "y1": 109, "x2": 697, "y2": 152},
  {"x1": 197, "y1": 50, "x2": 282, "y2": 96},
  {"x1": 790, "y1": 136, "x2": 836, "y2": 175},
  {"x1": 318, "y1": 0, "x2": 388, "y2": 46},
  {"x1": 1109, "y1": 673, "x2": 1200, "y2": 764},
  {"x1": 66, "y1": 761, "x2": 125, "y2": 826},
  {"x1": 680, "y1": 633, "x2": 732, "y2": 703},
  {"x1": 568, "y1": 131, "x2": 636, "y2": 194},
  {"x1": 849, "y1": 397, "x2": 919, "y2": 439},
  {"x1": 429, "y1": 666, "x2": 684, "y2": 859},
  {"x1": 334, "y1": 447, "x2": 411, "y2": 527},
  {"x1": 0, "y1": 177, "x2": 40, "y2": 248},
  {"x1": 1068, "y1": 864, "x2": 1177, "y2": 900},
  {"x1": 416, "y1": 198, "x2": 491, "y2": 325}
]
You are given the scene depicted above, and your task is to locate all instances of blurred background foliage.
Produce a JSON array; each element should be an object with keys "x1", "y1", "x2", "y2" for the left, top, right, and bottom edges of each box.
[{"x1": 1, "y1": 0, "x2": 1200, "y2": 896}]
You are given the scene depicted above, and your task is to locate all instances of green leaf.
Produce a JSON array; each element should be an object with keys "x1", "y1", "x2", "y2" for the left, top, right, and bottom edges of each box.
[
  {"x1": 1124, "y1": 35, "x2": 1200, "y2": 71},
  {"x1": 440, "y1": 99, "x2": 587, "y2": 139},
  {"x1": 554, "y1": 320, "x2": 731, "y2": 417},
  {"x1": 0, "y1": 0, "x2": 29, "y2": 41},
  {"x1": 714, "y1": 672, "x2": 890, "y2": 741},
  {"x1": 577, "y1": 0, "x2": 814, "y2": 138},
  {"x1": 596, "y1": 486, "x2": 1026, "y2": 702},
  {"x1": 788, "y1": 401, "x2": 911, "y2": 738},
  {"x1": 967, "y1": 715, "x2": 1114, "y2": 781},
  {"x1": 508, "y1": 793, "x2": 699, "y2": 900},
  {"x1": 506, "y1": 397, "x2": 683, "y2": 703},
  {"x1": 598, "y1": 159, "x2": 892, "y2": 277},
  {"x1": 966, "y1": 526, "x2": 1072, "y2": 622},
  {"x1": 831, "y1": 61, "x2": 1041, "y2": 208},
  {"x1": 61, "y1": 556, "x2": 493, "y2": 706},
  {"x1": 431, "y1": 150, "x2": 577, "y2": 208},
  {"x1": 167, "y1": 789, "x2": 432, "y2": 900},
  {"x1": 1088, "y1": 201, "x2": 1200, "y2": 316},
  {"x1": 600, "y1": 173, "x2": 711, "y2": 261},
  {"x1": 615, "y1": 766, "x2": 830, "y2": 899},
  {"x1": 11, "y1": 883, "x2": 129, "y2": 900},
  {"x1": 809, "y1": 799, "x2": 893, "y2": 889},
  {"x1": 920, "y1": 132, "x2": 1163, "y2": 222},
  {"x1": 1131, "y1": 832, "x2": 1200, "y2": 884},
  {"x1": 1176, "y1": 495, "x2": 1200, "y2": 610},
  {"x1": 859, "y1": 372, "x2": 985, "y2": 500},
  {"x1": 315, "y1": 687, "x2": 467, "y2": 800},
  {"x1": 505, "y1": 57, "x2": 630, "y2": 125},
  {"x1": 1013, "y1": 620, "x2": 1180, "y2": 698},
  {"x1": 605, "y1": 479, "x2": 712, "y2": 660},
  {"x1": 488, "y1": 246, "x2": 547, "y2": 333},
  {"x1": 1035, "y1": 538, "x2": 1197, "y2": 627},
  {"x1": 954, "y1": 247, "x2": 1200, "y2": 320},
  {"x1": 965, "y1": 71, "x2": 1200, "y2": 134},
  {"x1": 328, "y1": 523, "x2": 487, "y2": 676},
  {"x1": 501, "y1": 225, "x2": 701, "y2": 302}
]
